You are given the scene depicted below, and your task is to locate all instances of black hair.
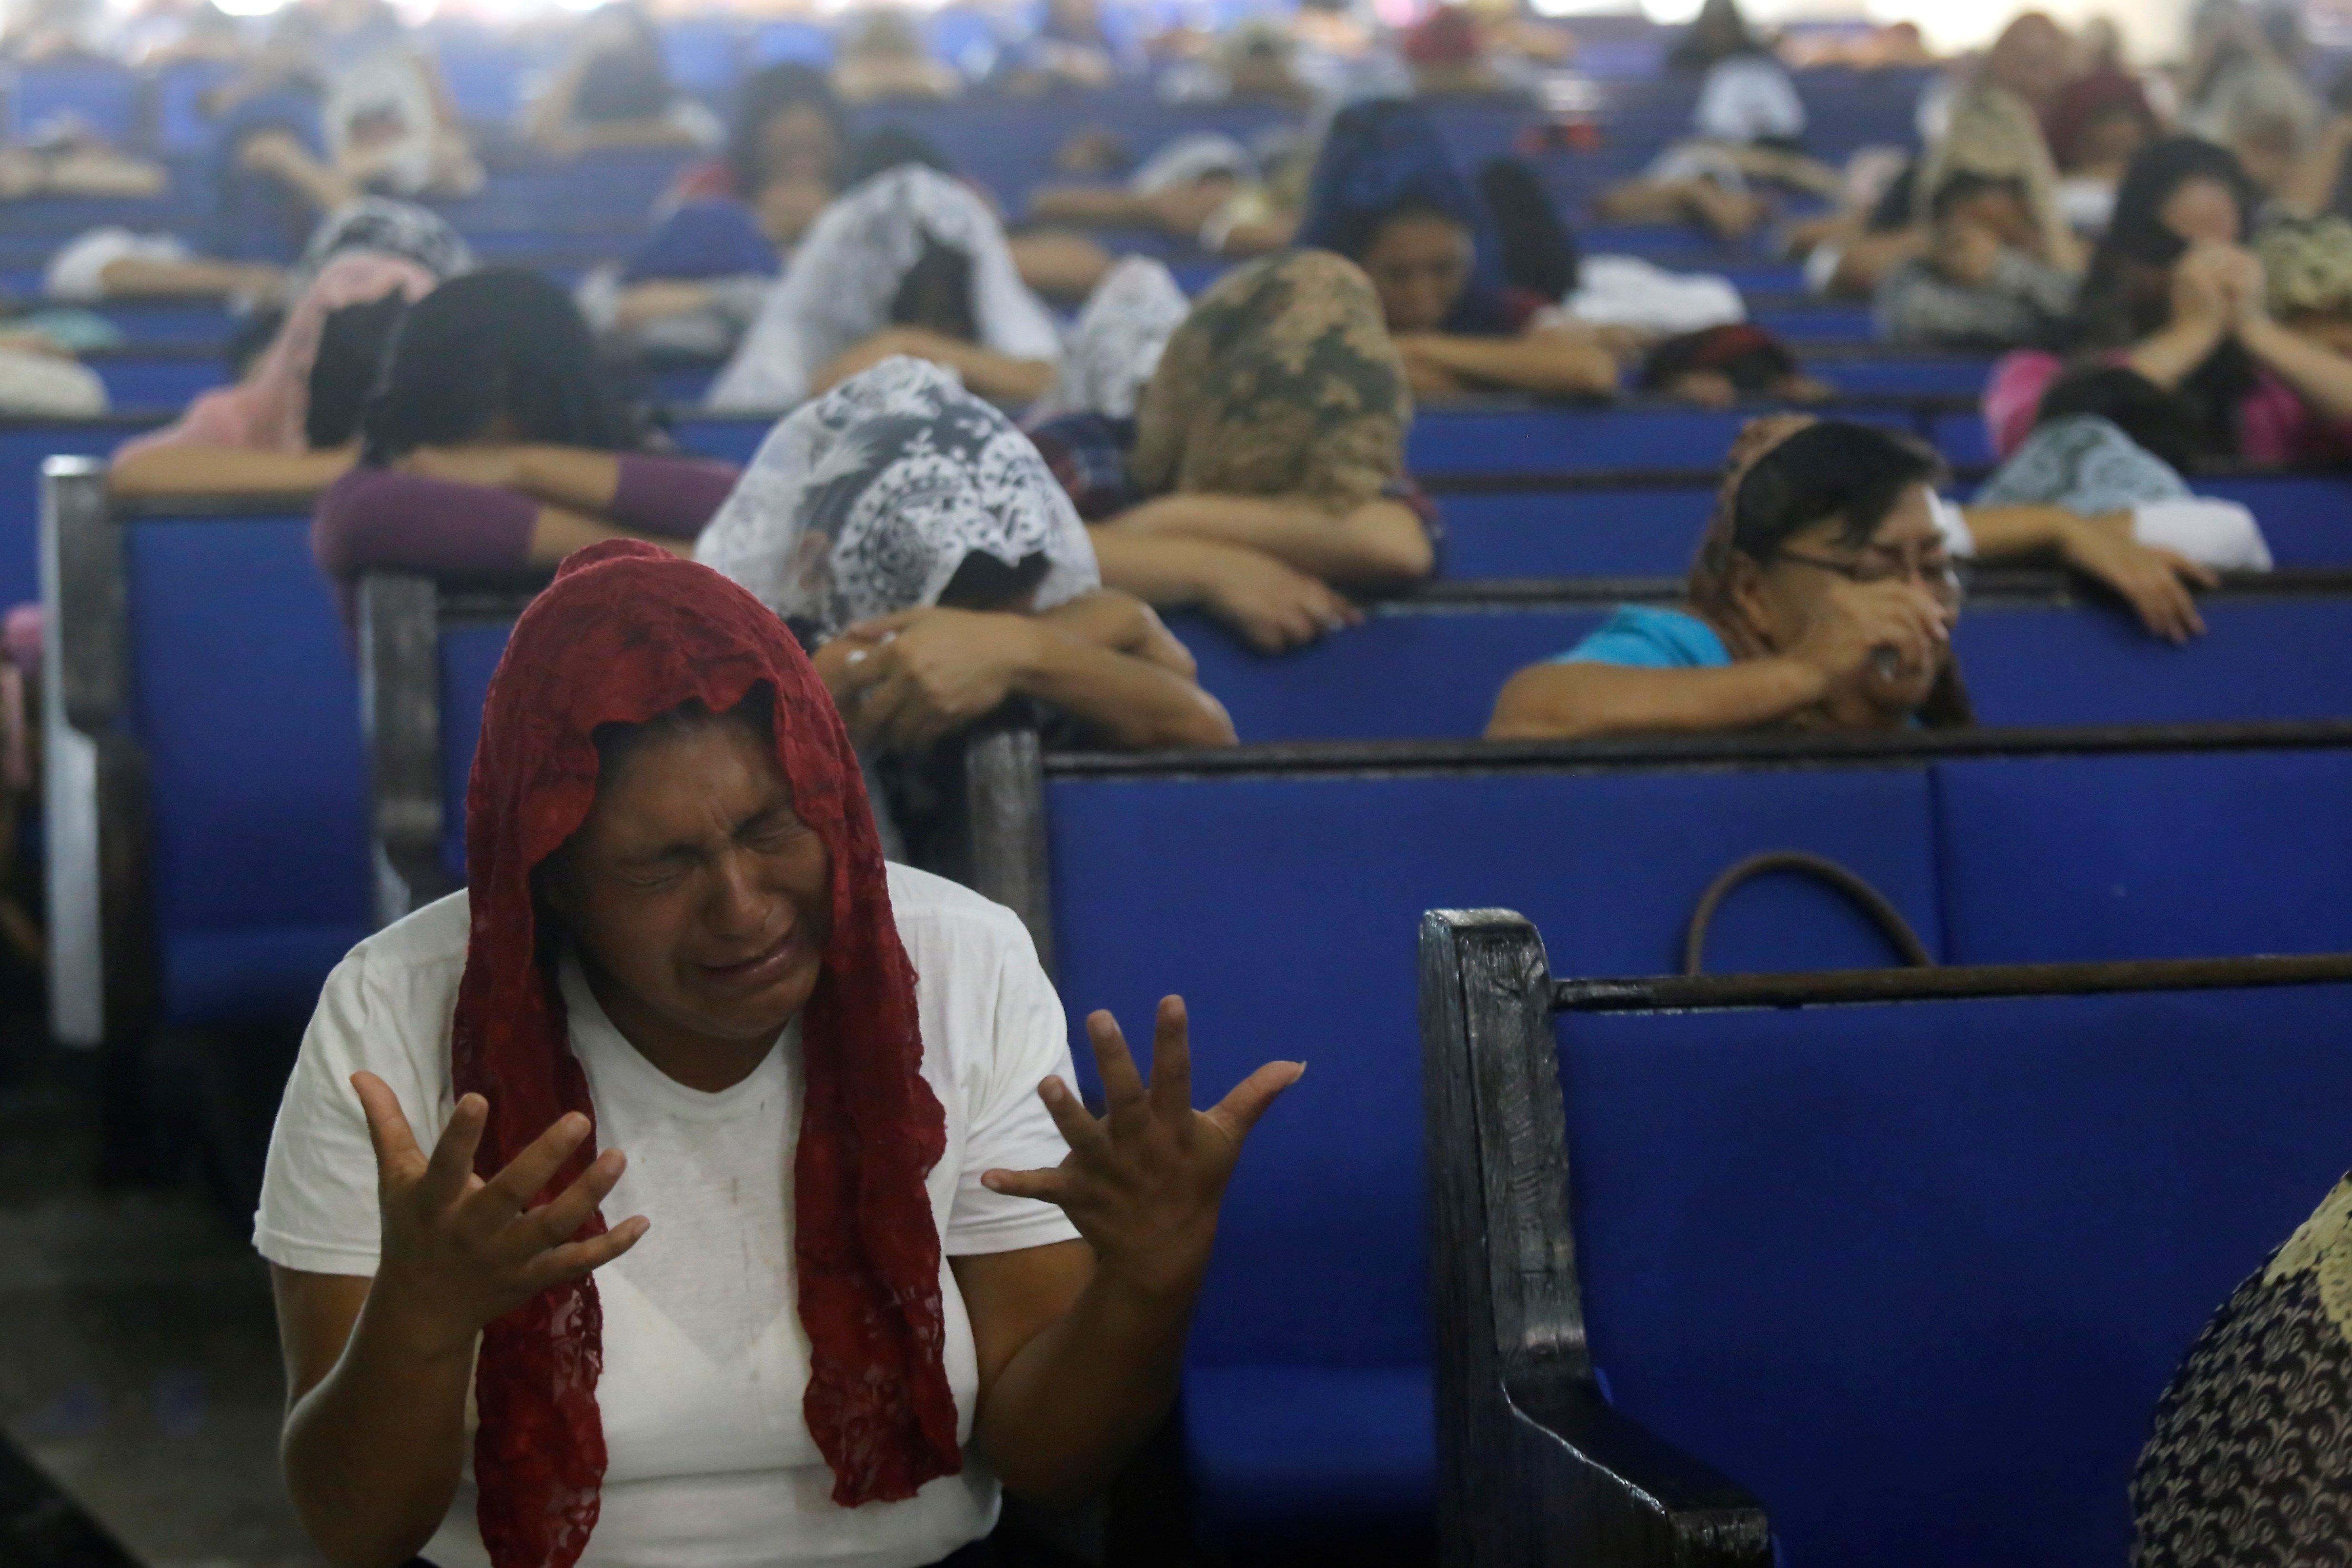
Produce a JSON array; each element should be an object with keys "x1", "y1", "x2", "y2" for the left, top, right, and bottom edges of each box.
[
  {"x1": 937, "y1": 550, "x2": 1051, "y2": 612},
  {"x1": 361, "y1": 269, "x2": 638, "y2": 462},
  {"x1": 726, "y1": 62, "x2": 841, "y2": 195},
  {"x1": 1346, "y1": 195, "x2": 1474, "y2": 262},
  {"x1": 888, "y1": 235, "x2": 977, "y2": 340},
  {"x1": 1668, "y1": 0, "x2": 1762, "y2": 70},
  {"x1": 1929, "y1": 170, "x2": 2029, "y2": 222},
  {"x1": 1731, "y1": 422, "x2": 1947, "y2": 562},
  {"x1": 306, "y1": 292, "x2": 408, "y2": 449},
  {"x1": 2065, "y1": 137, "x2": 2262, "y2": 457},
  {"x1": 844, "y1": 126, "x2": 955, "y2": 187},
  {"x1": 1638, "y1": 323, "x2": 1800, "y2": 394},
  {"x1": 2035, "y1": 365, "x2": 2203, "y2": 472},
  {"x1": 1477, "y1": 156, "x2": 1580, "y2": 297}
]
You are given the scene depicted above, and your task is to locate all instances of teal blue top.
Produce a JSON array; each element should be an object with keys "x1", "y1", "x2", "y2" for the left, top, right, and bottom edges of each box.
[{"x1": 1554, "y1": 605, "x2": 1731, "y2": 669}]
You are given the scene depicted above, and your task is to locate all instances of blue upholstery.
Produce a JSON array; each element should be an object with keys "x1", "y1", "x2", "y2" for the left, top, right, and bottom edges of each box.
[
  {"x1": 7, "y1": 59, "x2": 141, "y2": 143},
  {"x1": 1046, "y1": 764, "x2": 1945, "y2": 1533},
  {"x1": 1044, "y1": 744, "x2": 2352, "y2": 1535},
  {"x1": 1935, "y1": 747, "x2": 2352, "y2": 964},
  {"x1": 124, "y1": 517, "x2": 370, "y2": 1025},
  {"x1": 1559, "y1": 984, "x2": 2352, "y2": 1566},
  {"x1": 1166, "y1": 595, "x2": 2352, "y2": 741},
  {"x1": 1183, "y1": 1367, "x2": 1435, "y2": 1541},
  {"x1": 86, "y1": 352, "x2": 228, "y2": 409},
  {"x1": 1816, "y1": 357, "x2": 1993, "y2": 398}
]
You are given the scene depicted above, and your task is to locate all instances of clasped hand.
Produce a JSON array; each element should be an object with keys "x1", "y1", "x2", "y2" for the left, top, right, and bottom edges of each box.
[
  {"x1": 981, "y1": 997, "x2": 1303, "y2": 1297},
  {"x1": 352, "y1": 1072, "x2": 648, "y2": 1358}
]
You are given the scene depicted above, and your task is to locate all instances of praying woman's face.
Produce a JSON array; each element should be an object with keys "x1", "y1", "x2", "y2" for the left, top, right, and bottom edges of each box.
[
  {"x1": 1360, "y1": 211, "x2": 1475, "y2": 334},
  {"x1": 758, "y1": 102, "x2": 842, "y2": 187},
  {"x1": 1737, "y1": 482, "x2": 1959, "y2": 715},
  {"x1": 551, "y1": 714, "x2": 833, "y2": 1052},
  {"x1": 2160, "y1": 176, "x2": 2242, "y2": 250}
]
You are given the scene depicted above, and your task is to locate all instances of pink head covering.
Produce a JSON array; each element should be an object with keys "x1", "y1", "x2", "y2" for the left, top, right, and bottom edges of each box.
[{"x1": 116, "y1": 251, "x2": 436, "y2": 460}]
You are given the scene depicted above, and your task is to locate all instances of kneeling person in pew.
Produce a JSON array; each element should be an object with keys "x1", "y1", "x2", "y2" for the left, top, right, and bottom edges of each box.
[
  {"x1": 259, "y1": 542, "x2": 1298, "y2": 1568},
  {"x1": 698, "y1": 357, "x2": 1237, "y2": 755},
  {"x1": 1489, "y1": 416, "x2": 2224, "y2": 741},
  {"x1": 1490, "y1": 418, "x2": 1965, "y2": 740}
]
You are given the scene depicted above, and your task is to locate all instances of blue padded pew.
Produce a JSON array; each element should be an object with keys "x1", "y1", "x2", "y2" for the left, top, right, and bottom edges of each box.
[
  {"x1": 671, "y1": 400, "x2": 1975, "y2": 479},
  {"x1": 1423, "y1": 927, "x2": 2352, "y2": 1567},
  {"x1": 1166, "y1": 579, "x2": 2352, "y2": 741},
  {"x1": 1434, "y1": 466, "x2": 2352, "y2": 577},
  {"x1": 41, "y1": 465, "x2": 369, "y2": 1045},
  {"x1": 0, "y1": 412, "x2": 168, "y2": 608},
  {"x1": 956, "y1": 727, "x2": 2352, "y2": 1542},
  {"x1": 1807, "y1": 349, "x2": 1994, "y2": 399},
  {"x1": 83, "y1": 346, "x2": 228, "y2": 408}
]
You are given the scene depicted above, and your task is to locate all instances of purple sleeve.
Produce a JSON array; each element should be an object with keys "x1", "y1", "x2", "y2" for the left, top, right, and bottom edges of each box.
[
  {"x1": 310, "y1": 467, "x2": 540, "y2": 583},
  {"x1": 610, "y1": 454, "x2": 742, "y2": 539}
]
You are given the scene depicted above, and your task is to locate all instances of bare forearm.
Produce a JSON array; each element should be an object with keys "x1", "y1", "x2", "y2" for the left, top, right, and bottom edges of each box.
[
  {"x1": 974, "y1": 1265, "x2": 1194, "y2": 1503},
  {"x1": 934, "y1": 343, "x2": 1055, "y2": 403},
  {"x1": 1403, "y1": 332, "x2": 1617, "y2": 398},
  {"x1": 1106, "y1": 495, "x2": 1432, "y2": 583},
  {"x1": 2241, "y1": 315, "x2": 2352, "y2": 419},
  {"x1": 281, "y1": 1299, "x2": 472, "y2": 1568},
  {"x1": 1956, "y1": 503, "x2": 2073, "y2": 559},
  {"x1": 511, "y1": 446, "x2": 623, "y2": 513},
  {"x1": 2126, "y1": 320, "x2": 2228, "y2": 391},
  {"x1": 1086, "y1": 527, "x2": 1237, "y2": 608},
  {"x1": 1487, "y1": 657, "x2": 1825, "y2": 740},
  {"x1": 526, "y1": 504, "x2": 693, "y2": 564},
  {"x1": 95, "y1": 257, "x2": 284, "y2": 299},
  {"x1": 1014, "y1": 632, "x2": 1235, "y2": 748}
]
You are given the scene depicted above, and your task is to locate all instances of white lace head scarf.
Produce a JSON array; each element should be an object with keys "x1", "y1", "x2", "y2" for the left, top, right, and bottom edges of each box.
[
  {"x1": 1027, "y1": 254, "x2": 1191, "y2": 423},
  {"x1": 696, "y1": 356, "x2": 1099, "y2": 643},
  {"x1": 704, "y1": 164, "x2": 1064, "y2": 412}
]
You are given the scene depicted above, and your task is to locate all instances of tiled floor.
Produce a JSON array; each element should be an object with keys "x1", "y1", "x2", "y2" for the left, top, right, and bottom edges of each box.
[{"x1": 0, "y1": 1020, "x2": 322, "y2": 1568}]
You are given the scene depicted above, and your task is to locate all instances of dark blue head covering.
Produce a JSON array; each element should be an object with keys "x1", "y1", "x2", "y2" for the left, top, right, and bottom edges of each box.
[
  {"x1": 1292, "y1": 98, "x2": 1518, "y2": 333},
  {"x1": 620, "y1": 198, "x2": 783, "y2": 283}
]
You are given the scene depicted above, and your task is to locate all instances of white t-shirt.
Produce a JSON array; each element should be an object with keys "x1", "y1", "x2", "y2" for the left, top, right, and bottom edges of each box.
[{"x1": 253, "y1": 864, "x2": 1083, "y2": 1568}]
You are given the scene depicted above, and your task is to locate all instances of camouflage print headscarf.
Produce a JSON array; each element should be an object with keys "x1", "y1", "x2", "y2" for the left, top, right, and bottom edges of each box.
[{"x1": 1129, "y1": 250, "x2": 1411, "y2": 512}]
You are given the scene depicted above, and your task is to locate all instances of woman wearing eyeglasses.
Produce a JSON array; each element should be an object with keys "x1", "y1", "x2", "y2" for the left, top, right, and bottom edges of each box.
[{"x1": 1489, "y1": 416, "x2": 2222, "y2": 741}]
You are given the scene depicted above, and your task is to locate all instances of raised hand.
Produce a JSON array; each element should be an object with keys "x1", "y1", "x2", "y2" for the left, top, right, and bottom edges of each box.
[
  {"x1": 352, "y1": 1072, "x2": 648, "y2": 1357},
  {"x1": 981, "y1": 998, "x2": 1301, "y2": 1297}
]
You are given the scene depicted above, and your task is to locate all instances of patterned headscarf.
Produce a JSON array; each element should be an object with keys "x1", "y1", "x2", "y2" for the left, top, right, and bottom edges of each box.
[
  {"x1": 291, "y1": 196, "x2": 473, "y2": 296},
  {"x1": 1129, "y1": 250, "x2": 1411, "y2": 512},
  {"x1": 1912, "y1": 85, "x2": 2079, "y2": 269},
  {"x1": 697, "y1": 355, "x2": 1099, "y2": 643},
  {"x1": 706, "y1": 164, "x2": 1063, "y2": 412},
  {"x1": 1028, "y1": 255, "x2": 1192, "y2": 423},
  {"x1": 457, "y1": 540, "x2": 958, "y2": 1568},
  {"x1": 2258, "y1": 215, "x2": 2352, "y2": 318},
  {"x1": 1293, "y1": 98, "x2": 1511, "y2": 307}
]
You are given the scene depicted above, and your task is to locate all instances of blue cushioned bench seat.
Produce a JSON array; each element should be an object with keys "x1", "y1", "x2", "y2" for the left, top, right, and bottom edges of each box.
[
  {"x1": 1162, "y1": 588, "x2": 2352, "y2": 741},
  {"x1": 1026, "y1": 736, "x2": 2352, "y2": 1539},
  {"x1": 125, "y1": 513, "x2": 371, "y2": 1025},
  {"x1": 1558, "y1": 979, "x2": 2352, "y2": 1565}
]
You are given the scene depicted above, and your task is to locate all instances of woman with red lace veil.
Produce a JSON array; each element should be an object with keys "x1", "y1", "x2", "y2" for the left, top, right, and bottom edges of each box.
[{"x1": 253, "y1": 541, "x2": 1298, "y2": 1568}]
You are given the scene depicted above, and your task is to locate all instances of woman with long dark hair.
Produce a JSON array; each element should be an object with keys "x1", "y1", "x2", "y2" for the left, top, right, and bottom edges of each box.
[{"x1": 310, "y1": 269, "x2": 740, "y2": 616}]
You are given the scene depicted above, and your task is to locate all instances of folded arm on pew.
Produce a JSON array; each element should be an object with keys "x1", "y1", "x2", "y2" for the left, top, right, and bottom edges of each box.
[
  {"x1": 107, "y1": 442, "x2": 356, "y2": 498},
  {"x1": 1098, "y1": 492, "x2": 1436, "y2": 583},
  {"x1": 818, "y1": 593, "x2": 1236, "y2": 753},
  {"x1": 1086, "y1": 527, "x2": 1366, "y2": 653},
  {"x1": 1961, "y1": 504, "x2": 2213, "y2": 643},
  {"x1": 1392, "y1": 326, "x2": 1621, "y2": 401}
]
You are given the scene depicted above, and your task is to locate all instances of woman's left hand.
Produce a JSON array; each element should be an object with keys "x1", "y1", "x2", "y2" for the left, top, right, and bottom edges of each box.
[
  {"x1": 983, "y1": 997, "x2": 1303, "y2": 1297},
  {"x1": 2061, "y1": 513, "x2": 2217, "y2": 644},
  {"x1": 834, "y1": 605, "x2": 1034, "y2": 752}
]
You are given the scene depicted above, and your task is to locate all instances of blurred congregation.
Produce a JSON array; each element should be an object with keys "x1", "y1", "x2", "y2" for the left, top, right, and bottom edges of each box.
[{"x1": 9, "y1": 0, "x2": 2352, "y2": 1563}]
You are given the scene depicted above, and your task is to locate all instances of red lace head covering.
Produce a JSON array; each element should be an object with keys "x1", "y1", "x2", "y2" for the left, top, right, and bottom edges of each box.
[{"x1": 452, "y1": 539, "x2": 958, "y2": 1568}]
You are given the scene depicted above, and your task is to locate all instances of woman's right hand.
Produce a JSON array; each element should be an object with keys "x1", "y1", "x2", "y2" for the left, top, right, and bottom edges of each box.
[
  {"x1": 352, "y1": 1072, "x2": 647, "y2": 1360},
  {"x1": 1201, "y1": 551, "x2": 1363, "y2": 653},
  {"x1": 2171, "y1": 243, "x2": 2242, "y2": 337},
  {"x1": 1780, "y1": 578, "x2": 1951, "y2": 701}
]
